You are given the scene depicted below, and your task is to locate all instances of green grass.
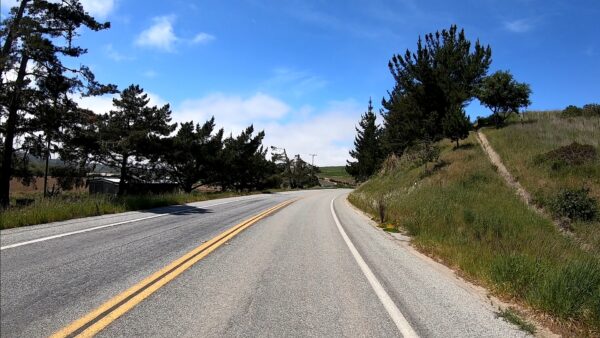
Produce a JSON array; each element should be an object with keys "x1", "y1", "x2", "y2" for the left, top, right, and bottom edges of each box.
[
  {"x1": 349, "y1": 133, "x2": 600, "y2": 335},
  {"x1": 0, "y1": 191, "x2": 246, "y2": 230},
  {"x1": 483, "y1": 111, "x2": 600, "y2": 254},
  {"x1": 497, "y1": 308, "x2": 536, "y2": 335},
  {"x1": 318, "y1": 166, "x2": 350, "y2": 178}
]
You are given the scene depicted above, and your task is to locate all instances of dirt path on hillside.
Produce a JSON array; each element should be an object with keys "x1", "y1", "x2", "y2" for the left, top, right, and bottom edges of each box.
[{"x1": 476, "y1": 131, "x2": 579, "y2": 240}]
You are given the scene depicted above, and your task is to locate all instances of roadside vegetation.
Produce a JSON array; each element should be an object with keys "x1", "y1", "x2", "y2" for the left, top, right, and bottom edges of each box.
[
  {"x1": 483, "y1": 111, "x2": 600, "y2": 254},
  {"x1": 344, "y1": 23, "x2": 600, "y2": 335},
  {"x1": 349, "y1": 134, "x2": 600, "y2": 334},
  {"x1": 0, "y1": 191, "x2": 246, "y2": 230},
  {"x1": 0, "y1": 2, "x2": 320, "y2": 214}
]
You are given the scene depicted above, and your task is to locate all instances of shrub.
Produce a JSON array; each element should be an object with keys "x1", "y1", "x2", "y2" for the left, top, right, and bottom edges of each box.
[
  {"x1": 582, "y1": 103, "x2": 600, "y2": 117},
  {"x1": 550, "y1": 188, "x2": 598, "y2": 221},
  {"x1": 561, "y1": 105, "x2": 583, "y2": 117},
  {"x1": 534, "y1": 142, "x2": 597, "y2": 169}
]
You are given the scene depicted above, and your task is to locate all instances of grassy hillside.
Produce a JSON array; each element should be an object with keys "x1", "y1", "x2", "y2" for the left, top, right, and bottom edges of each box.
[
  {"x1": 317, "y1": 166, "x2": 355, "y2": 185},
  {"x1": 483, "y1": 111, "x2": 600, "y2": 254},
  {"x1": 349, "y1": 131, "x2": 600, "y2": 335}
]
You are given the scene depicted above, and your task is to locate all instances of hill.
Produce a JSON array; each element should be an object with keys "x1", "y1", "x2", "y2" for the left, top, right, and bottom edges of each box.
[
  {"x1": 317, "y1": 166, "x2": 355, "y2": 186},
  {"x1": 349, "y1": 112, "x2": 600, "y2": 336}
]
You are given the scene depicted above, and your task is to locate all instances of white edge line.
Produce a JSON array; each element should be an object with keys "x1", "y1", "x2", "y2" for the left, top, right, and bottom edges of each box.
[
  {"x1": 0, "y1": 199, "x2": 250, "y2": 251},
  {"x1": 330, "y1": 197, "x2": 419, "y2": 338}
]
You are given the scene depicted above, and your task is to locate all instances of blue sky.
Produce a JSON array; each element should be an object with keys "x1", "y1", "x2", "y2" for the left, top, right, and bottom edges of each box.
[{"x1": 2, "y1": 0, "x2": 599, "y2": 165}]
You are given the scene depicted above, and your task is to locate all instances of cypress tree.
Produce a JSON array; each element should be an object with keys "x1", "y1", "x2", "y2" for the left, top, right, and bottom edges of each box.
[{"x1": 347, "y1": 99, "x2": 383, "y2": 182}]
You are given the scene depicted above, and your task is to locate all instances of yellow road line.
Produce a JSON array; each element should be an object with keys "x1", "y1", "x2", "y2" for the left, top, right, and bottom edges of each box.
[{"x1": 50, "y1": 199, "x2": 296, "y2": 338}]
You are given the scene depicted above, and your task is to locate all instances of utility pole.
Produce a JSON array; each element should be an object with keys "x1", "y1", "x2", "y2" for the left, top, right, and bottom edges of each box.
[
  {"x1": 309, "y1": 154, "x2": 317, "y2": 168},
  {"x1": 309, "y1": 153, "x2": 317, "y2": 178}
]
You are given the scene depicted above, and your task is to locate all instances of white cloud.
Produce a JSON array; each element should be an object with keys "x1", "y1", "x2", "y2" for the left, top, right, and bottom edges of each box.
[
  {"x1": 173, "y1": 93, "x2": 362, "y2": 166},
  {"x1": 80, "y1": 0, "x2": 115, "y2": 18},
  {"x1": 191, "y1": 32, "x2": 216, "y2": 44},
  {"x1": 504, "y1": 19, "x2": 532, "y2": 33},
  {"x1": 174, "y1": 93, "x2": 290, "y2": 127},
  {"x1": 75, "y1": 91, "x2": 168, "y2": 115},
  {"x1": 135, "y1": 15, "x2": 178, "y2": 52}
]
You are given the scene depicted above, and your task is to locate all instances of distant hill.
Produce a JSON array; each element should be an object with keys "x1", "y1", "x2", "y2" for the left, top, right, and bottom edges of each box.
[{"x1": 317, "y1": 166, "x2": 355, "y2": 186}]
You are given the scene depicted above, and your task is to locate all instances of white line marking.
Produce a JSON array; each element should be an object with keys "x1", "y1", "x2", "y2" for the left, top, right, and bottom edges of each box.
[
  {"x1": 330, "y1": 198, "x2": 419, "y2": 338},
  {"x1": 1, "y1": 199, "x2": 254, "y2": 251}
]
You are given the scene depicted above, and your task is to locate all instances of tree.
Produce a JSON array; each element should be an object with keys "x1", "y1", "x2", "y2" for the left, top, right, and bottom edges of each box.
[
  {"x1": 96, "y1": 85, "x2": 176, "y2": 195},
  {"x1": 0, "y1": 0, "x2": 116, "y2": 207},
  {"x1": 347, "y1": 99, "x2": 383, "y2": 182},
  {"x1": 382, "y1": 25, "x2": 491, "y2": 154},
  {"x1": 477, "y1": 70, "x2": 531, "y2": 128},
  {"x1": 161, "y1": 118, "x2": 224, "y2": 193},
  {"x1": 217, "y1": 126, "x2": 272, "y2": 191},
  {"x1": 442, "y1": 105, "x2": 471, "y2": 148}
]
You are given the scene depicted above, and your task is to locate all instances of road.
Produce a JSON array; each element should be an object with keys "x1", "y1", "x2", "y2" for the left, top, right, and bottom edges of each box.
[{"x1": 1, "y1": 189, "x2": 528, "y2": 337}]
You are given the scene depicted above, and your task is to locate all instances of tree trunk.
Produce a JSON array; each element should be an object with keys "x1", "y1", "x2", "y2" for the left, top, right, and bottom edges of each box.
[
  {"x1": 0, "y1": 0, "x2": 28, "y2": 81},
  {"x1": 117, "y1": 155, "x2": 128, "y2": 196},
  {"x1": 456, "y1": 139, "x2": 459, "y2": 148},
  {"x1": 43, "y1": 136, "x2": 51, "y2": 198},
  {"x1": 0, "y1": 55, "x2": 29, "y2": 208}
]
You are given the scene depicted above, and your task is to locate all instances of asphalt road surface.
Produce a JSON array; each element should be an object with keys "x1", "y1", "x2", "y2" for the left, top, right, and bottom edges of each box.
[{"x1": 1, "y1": 189, "x2": 528, "y2": 337}]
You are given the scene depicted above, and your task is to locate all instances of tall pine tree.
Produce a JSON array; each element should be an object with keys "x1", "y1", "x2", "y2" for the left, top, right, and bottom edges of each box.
[
  {"x1": 96, "y1": 85, "x2": 176, "y2": 195},
  {"x1": 0, "y1": 0, "x2": 116, "y2": 207},
  {"x1": 347, "y1": 99, "x2": 383, "y2": 182}
]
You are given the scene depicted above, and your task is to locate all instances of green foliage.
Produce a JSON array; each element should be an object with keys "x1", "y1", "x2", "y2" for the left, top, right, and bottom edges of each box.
[
  {"x1": 160, "y1": 118, "x2": 224, "y2": 193},
  {"x1": 347, "y1": 99, "x2": 383, "y2": 182},
  {"x1": 0, "y1": 191, "x2": 246, "y2": 229},
  {"x1": 1, "y1": 0, "x2": 116, "y2": 207},
  {"x1": 217, "y1": 125, "x2": 277, "y2": 191},
  {"x1": 496, "y1": 308, "x2": 536, "y2": 334},
  {"x1": 478, "y1": 70, "x2": 531, "y2": 128},
  {"x1": 550, "y1": 188, "x2": 598, "y2": 222},
  {"x1": 582, "y1": 103, "x2": 600, "y2": 117},
  {"x1": 349, "y1": 135, "x2": 600, "y2": 331},
  {"x1": 382, "y1": 25, "x2": 491, "y2": 155},
  {"x1": 534, "y1": 142, "x2": 597, "y2": 169},
  {"x1": 442, "y1": 105, "x2": 471, "y2": 148},
  {"x1": 561, "y1": 105, "x2": 584, "y2": 117},
  {"x1": 272, "y1": 148, "x2": 319, "y2": 189},
  {"x1": 96, "y1": 84, "x2": 176, "y2": 195},
  {"x1": 562, "y1": 104, "x2": 600, "y2": 118},
  {"x1": 483, "y1": 111, "x2": 600, "y2": 253}
]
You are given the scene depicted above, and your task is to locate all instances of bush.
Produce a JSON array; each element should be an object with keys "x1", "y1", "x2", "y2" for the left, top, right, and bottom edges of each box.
[
  {"x1": 561, "y1": 105, "x2": 583, "y2": 117},
  {"x1": 550, "y1": 188, "x2": 598, "y2": 221},
  {"x1": 582, "y1": 103, "x2": 600, "y2": 117},
  {"x1": 534, "y1": 142, "x2": 597, "y2": 169}
]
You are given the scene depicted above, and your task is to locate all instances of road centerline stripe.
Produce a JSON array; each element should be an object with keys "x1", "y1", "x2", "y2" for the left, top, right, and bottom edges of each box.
[
  {"x1": 330, "y1": 197, "x2": 419, "y2": 338},
  {"x1": 50, "y1": 198, "x2": 296, "y2": 338},
  {"x1": 1, "y1": 197, "x2": 262, "y2": 251}
]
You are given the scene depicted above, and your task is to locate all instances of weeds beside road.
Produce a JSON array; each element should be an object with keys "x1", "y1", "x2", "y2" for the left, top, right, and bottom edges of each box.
[
  {"x1": 350, "y1": 132, "x2": 600, "y2": 336},
  {"x1": 0, "y1": 191, "x2": 245, "y2": 230}
]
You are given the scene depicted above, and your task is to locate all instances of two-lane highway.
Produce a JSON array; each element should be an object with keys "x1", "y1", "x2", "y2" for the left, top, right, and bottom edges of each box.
[{"x1": 1, "y1": 190, "x2": 529, "y2": 337}]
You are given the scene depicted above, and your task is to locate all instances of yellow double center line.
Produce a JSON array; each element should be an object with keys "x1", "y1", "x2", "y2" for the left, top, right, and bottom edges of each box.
[{"x1": 51, "y1": 198, "x2": 297, "y2": 338}]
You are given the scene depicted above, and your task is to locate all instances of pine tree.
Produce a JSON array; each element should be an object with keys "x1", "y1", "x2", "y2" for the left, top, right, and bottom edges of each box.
[
  {"x1": 0, "y1": 0, "x2": 116, "y2": 207},
  {"x1": 347, "y1": 99, "x2": 383, "y2": 182},
  {"x1": 442, "y1": 105, "x2": 471, "y2": 148},
  {"x1": 161, "y1": 118, "x2": 224, "y2": 193},
  {"x1": 96, "y1": 85, "x2": 176, "y2": 195},
  {"x1": 382, "y1": 25, "x2": 491, "y2": 155}
]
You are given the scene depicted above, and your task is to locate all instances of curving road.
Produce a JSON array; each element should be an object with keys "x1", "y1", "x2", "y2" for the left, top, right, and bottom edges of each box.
[{"x1": 1, "y1": 189, "x2": 528, "y2": 337}]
